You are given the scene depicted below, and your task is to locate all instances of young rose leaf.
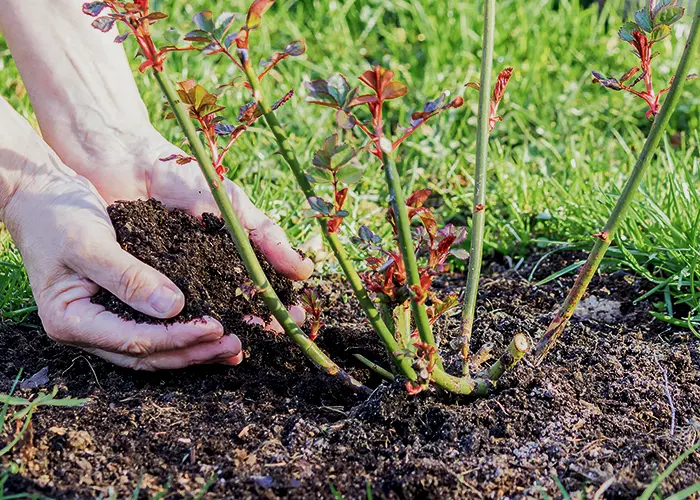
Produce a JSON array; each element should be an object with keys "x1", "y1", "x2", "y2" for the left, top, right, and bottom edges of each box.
[
  {"x1": 383, "y1": 81, "x2": 408, "y2": 100},
  {"x1": 214, "y1": 12, "x2": 236, "y2": 39},
  {"x1": 336, "y1": 165, "x2": 364, "y2": 184},
  {"x1": 224, "y1": 32, "x2": 243, "y2": 48},
  {"x1": 284, "y1": 40, "x2": 306, "y2": 57},
  {"x1": 193, "y1": 11, "x2": 215, "y2": 33},
  {"x1": 201, "y1": 43, "x2": 222, "y2": 56},
  {"x1": 653, "y1": 5, "x2": 683, "y2": 26},
  {"x1": 163, "y1": 28, "x2": 180, "y2": 46},
  {"x1": 114, "y1": 32, "x2": 131, "y2": 43},
  {"x1": 304, "y1": 80, "x2": 340, "y2": 108},
  {"x1": 649, "y1": 24, "x2": 671, "y2": 43},
  {"x1": 592, "y1": 71, "x2": 622, "y2": 90},
  {"x1": 82, "y1": 2, "x2": 109, "y2": 17},
  {"x1": 271, "y1": 89, "x2": 294, "y2": 112},
  {"x1": 246, "y1": 0, "x2": 275, "y2": 30},
  {"x1": 335, "y1": 109, "x2": 356, "y2": 130},
  {"x1": 92, "y1": 16, "x2": 116, "y2": 32},
  {"x1": 634, "y1": 8, "x2": 653, "y2": 32},
  {"x1": 307, "y1": 196, "x2": 333, "y2": 216},
  {"x1": 618, "y1": 21, "x2": 639, "y2": 42},
  {"x1": 327, "y1": 73, "x2": 351, "y2": 107},
  {"x1": 450, "y1": 248, "x2": 470, "y2": 260},
  {"x1": 651, "y1": 0, "x2": 675, "y2": 17},
  {"x1": 687, "y1": 74, "x2": 699, "y2": 81},
  {"x1": 306, "y1": 167, "x2": 334, "y2": 184},
  {"x1": 144, "y1": 12, "x2": 168, "y2": 22},
  {"x1": 184, "y1": 30, "x2": 212, "y2": 43},
  {"x1": 465, "y1": 81, "x2": 481, "y2": 91},
  {"x1": 160, "y1": 153, "x2": 196, "y2": 165},
  {"x1": 492, "y1": 67, "x2": 514, "y2": 104},
  {"x1": 620, "y1": 66, "x2": 640, "y2": 83},
  {"x1": 238, "y1": 101, "x2": 258, "y2": 123}
]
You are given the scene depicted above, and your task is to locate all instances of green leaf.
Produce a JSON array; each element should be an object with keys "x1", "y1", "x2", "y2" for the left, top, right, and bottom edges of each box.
[
  {"x1": 649, "y1": 24, "x2": 671, "y2": 43},
  {"x1": 618, "y1": 21, "x2": 639, "y2": 42},
  {"x1": 327, "y1": 74, "x2": 350, "y2": 108},
  {"x1": 164, "y1": 28, "x2": 180, "y2": 46},
  {"x1": 184, "y1": 30, "x2": 212, "y2": 43},
  {"x1": 653, "y1": 5, "x2": 683, "y2": 26},
  {"x1": 214, "y1": 12, "x2": 236, "y2": 39},
  {"x1": 306, "y1": 167, "x2": 334, "y2": 184},
  {"x1": 634, "y1": 8, "x2": 653, "y2": 32},
  {"x1": 336, "y1": 165, "x2": 364, "y2": 184},
  {"x1": 331, "y1": 143, "x2": 355, "y2": 169},
  {"x1": 335, "y1": 109, "x2": 356, "y2": 130},
  {"x1": 651, "y1": 0, "x2": 674, "y2": 17},
  {"x1": 193, "y1": 10, "x2": 215, "y2": 33},
  {"x1": 307, "y1": 196, "x2": 333, "y2": 216}
]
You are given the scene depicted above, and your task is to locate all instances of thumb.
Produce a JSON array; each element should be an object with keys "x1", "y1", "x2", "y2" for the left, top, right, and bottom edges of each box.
[{"x1": 70, "y1": 240, "x2": 185, "y2": 319}]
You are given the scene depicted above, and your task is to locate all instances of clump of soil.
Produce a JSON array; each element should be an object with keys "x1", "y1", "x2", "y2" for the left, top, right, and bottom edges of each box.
[
  {"x1": 91, "y1": 199, "x2": 297, "y2": 327},
  {"x1": 2, "y1": 251, "x2": 699, "y2": 498}
]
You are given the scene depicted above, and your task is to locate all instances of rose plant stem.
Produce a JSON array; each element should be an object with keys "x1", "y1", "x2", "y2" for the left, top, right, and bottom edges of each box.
[
  {"x1": 460, "y1": 0, "x2": 496, "y2": 374},
  {"x1": 239, "y1": 57, "x2": 418, "y2": 381},
  {"x1": 532, "y1": 2, "x2": 700, "y2": 365},
  {"x1": 152, "y1": 69, "x2": 370, "y2": 395}
]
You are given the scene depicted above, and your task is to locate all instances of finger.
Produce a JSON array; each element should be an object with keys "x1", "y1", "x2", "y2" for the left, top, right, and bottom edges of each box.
[
  {"x1": 47, "y1": 287, "x2": 224, "y2": 355},
  {"x1": 83, "y1": 335, "x2": 242, "y2": 371},
  {"x1": 150, "y1": 159, "x2": 313, "y2": 281},
  {"x1": 69, "y1": 239, "x2": 186, "y2": 319},
  {"x1": 218, "y1": 352, "x2": 244, "y2": 366},
  {"x1": 227, "y1": 181, "x2": 314, "y2": 281}
]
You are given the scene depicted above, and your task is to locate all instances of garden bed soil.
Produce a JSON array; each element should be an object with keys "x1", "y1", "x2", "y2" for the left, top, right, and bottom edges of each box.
[{"x1": 1, "y1": 201, "x2": 699, "y2": 499}]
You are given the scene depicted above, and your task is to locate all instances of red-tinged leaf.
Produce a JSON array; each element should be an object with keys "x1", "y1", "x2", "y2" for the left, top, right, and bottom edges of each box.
[
  {"x1": 349, "y1": 94, "x2": 378, "y2": 107},
  {"x1": 160, "y1": 153, "x2": 196, "y2": 165},
  {"x1": 406, "y1": 189, "x2": 432, "y2": 208},
  {"x1": 492, "y1": 67, "x2": 513, "y2": 105},
  {"x1": 82, "y1": 2, "x2": 109, "y2": 17},
  {"x1": 144, "y1": 11, "x2": 168, "y2": 21},
  {"x1": 114, "y1": 32, "x2": 131, "y2": 43},
  {"x1": 246, "y1": 0, "x2": 276, "y2": 30},
  {"x1": 271, "y1": 89, "x2": 294, "y2": 111},
  {"x1": 335, "y1": 188, "x2": 349, "y2": 209},
  {"x1": 383, "y1": 81, "x2": 408, "y2": 100},
  {"x1": 620, "y1": 66, "x2": 640, "y2": 83},
  {"x1": 91, "y1": 16, "x2": 116, "y2": 32},
  {"x1": 184, "y1": 30, "x2": 212, "y2": 43},
  {"x1": 138, "y1": 59, "x2": 154, "y2": 73},
  {"x1": 465, "y1": 81, "x2": 480, "y2": 91}
]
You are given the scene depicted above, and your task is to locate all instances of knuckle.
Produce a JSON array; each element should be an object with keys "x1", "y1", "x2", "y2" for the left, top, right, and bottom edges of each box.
[
  {"x1": 119, "y1": 338, "x2": 153, "y2": 357},
  {"x1": 116, "y1": 264, "x2": 151, "y2": 304}
]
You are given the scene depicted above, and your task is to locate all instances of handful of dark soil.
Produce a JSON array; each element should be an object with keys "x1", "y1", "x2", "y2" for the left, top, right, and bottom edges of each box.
[{"x1": 91, "y1": 199, "x2": 298, "y2": 330}]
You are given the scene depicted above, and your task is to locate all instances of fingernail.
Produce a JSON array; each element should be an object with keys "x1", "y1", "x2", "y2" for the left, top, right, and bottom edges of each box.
[
  {"x1": 199, "y1": 331, "x2": 223, "y2": 342},
  {"x1": 148, "y1": 285, "x2": 180, "y2": 314},
  {"x1": 214, "y1": 350, "x2": 237, "y2": 360}
]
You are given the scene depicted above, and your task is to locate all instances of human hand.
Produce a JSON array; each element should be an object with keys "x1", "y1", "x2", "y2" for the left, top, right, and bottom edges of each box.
[{"x1": 2, "y1": 150, "x2": 244, "y2": 370}]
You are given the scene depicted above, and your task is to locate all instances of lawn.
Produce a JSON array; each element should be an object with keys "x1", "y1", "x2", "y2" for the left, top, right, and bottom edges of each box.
[{"x1": 1, "y1": 0, "x2": 700, "y2": 497}]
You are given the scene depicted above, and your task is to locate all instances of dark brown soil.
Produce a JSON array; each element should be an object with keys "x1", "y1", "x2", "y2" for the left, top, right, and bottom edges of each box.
[
  {"x1": 91, "y1": 198, "x2": 297, "y2": 326},
  {"x1": 2, "y1": 248, "x2": 699, "y2": 498}
]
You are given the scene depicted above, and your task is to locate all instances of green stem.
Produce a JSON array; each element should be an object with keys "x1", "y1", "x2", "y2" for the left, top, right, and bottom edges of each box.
[
  {"x1": 486, "y1": 333, "x2": 530, "y2": 381},
  {"x1": 381, "y1": 151, "x2": 442, "y2": 368},
  {"x1": 532, "y1": 4, "x2": 700, "y2": 365},
  {"x1": 352, "y1": 353, "x2": 395, "y2": 382},
  {"x1": 239, "y1": 57, "x2": 417, "y2": 381},
  {"x1": 152, "y1": 70, "x2": 369, "y2": 395},
  {"x1": 460, "y1": 0, "x2": 496, "y2": 374}
]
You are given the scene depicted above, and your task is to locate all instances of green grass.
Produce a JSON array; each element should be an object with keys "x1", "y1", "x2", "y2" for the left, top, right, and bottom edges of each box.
[{"x1": 0, "y1": 0, "x2": 699, "y2": 326}]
